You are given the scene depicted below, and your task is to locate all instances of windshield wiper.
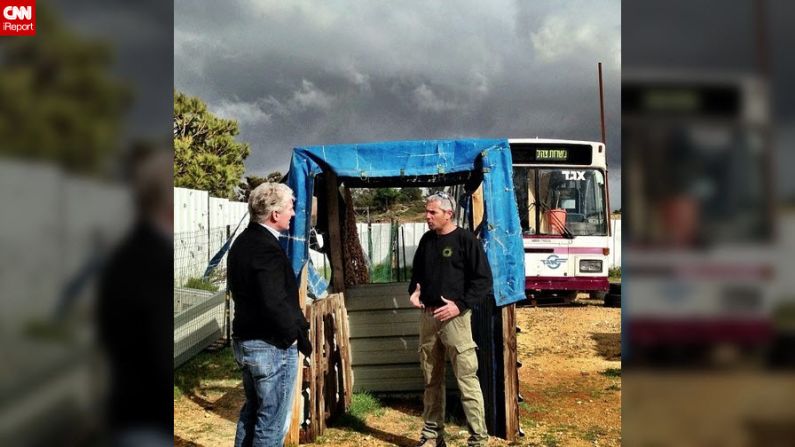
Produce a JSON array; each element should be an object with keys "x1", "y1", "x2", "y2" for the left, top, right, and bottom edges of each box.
[{"x1": 531, "y1": 201, "x2": 575, "y2": 239}]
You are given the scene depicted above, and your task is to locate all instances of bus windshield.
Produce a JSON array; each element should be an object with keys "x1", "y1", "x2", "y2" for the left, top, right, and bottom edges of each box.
[
  {"x1": 513, "y1": 167, "x2": 608, "y2": 236},
  {"x1": 624, "y1": 124, "x2": 770, "y2": 246}
]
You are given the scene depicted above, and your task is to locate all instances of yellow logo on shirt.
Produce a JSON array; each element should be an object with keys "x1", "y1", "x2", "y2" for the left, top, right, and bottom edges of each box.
[{"x1": 442, "y1": 247, "x2": 453, "y2": 257}]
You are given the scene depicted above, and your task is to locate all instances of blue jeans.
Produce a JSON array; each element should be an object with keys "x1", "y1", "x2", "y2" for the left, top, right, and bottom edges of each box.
[{"x1": 233, "y1": 339, "x2": 299, "y2": 447}]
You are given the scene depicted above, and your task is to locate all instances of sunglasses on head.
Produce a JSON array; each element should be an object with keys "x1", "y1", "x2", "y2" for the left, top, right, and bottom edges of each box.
[{"x1": 429, "y1": 191, "x2": 455, "y2": 211}]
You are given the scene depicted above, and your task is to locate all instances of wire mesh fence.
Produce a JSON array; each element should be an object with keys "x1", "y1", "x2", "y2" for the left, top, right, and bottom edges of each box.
[
  {"x1": 173, "y1": 227, "x2": 231, "y2": 368},
  {"x1": 355, "y1": 221, "x2": 425, "y2": 283}
]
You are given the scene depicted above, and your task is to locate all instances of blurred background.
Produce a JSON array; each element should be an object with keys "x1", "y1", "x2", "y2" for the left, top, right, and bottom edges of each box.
[
  {"x1": 3, "y1": 0, "x2": 795, "y2": 445},
  {"x1": 623, "y1": 0, "x2": 795, "y2": 445},
  {"x1": 0, "y1": 0, "x2": 173, "y2": 445}
]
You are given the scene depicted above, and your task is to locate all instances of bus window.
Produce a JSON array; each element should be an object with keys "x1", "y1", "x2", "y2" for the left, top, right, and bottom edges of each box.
[{"x1": 514, "y1": 166, "x2": 607, "y2": 237}]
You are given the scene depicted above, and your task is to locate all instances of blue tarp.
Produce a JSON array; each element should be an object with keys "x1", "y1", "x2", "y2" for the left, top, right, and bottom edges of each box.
[{"x1": 285, "y1": 139, "x2": 525, "y2": 307}]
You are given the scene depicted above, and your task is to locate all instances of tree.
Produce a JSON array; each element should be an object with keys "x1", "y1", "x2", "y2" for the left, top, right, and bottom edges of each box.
[
  {"x1": 237, "y1": 171, "x2": 282, "y2": 201},
  {"x1": 174, "y1": 91, "x2": 250, "y2": 199},
  {"x1": 373, "y1": 188, "x2": 401, "y2": 210},
  {"x1": 0, "y1": 7, "x2": 131, "y2": 174},
  {"x1": 398, "y1": 187, "x2": 422, "y2": 203}
]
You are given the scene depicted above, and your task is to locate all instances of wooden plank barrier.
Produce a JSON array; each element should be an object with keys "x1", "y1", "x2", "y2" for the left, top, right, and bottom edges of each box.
[{"x1": 290, "y1": 293, "x2": 352, "y2": 444}]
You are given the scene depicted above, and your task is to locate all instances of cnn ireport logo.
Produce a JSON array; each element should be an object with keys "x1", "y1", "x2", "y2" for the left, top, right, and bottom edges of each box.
[{"x1": 1, "y1": 0, "x2": 35, "y2": 36}]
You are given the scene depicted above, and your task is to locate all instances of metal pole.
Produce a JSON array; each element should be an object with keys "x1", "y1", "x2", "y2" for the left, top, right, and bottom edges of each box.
[
  {"x1": 598, "y1": 62, "x2": 606, "y2": 144},
  {"x1": 401, "y1": 225, "x2": 407, "y2": 282},
  {"x1": 394, "y1": 219, "x2": 401, "y2": 282}
]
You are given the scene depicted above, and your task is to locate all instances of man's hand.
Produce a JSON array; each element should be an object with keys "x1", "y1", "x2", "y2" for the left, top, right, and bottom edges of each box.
[
  {"x1": 433, "y1": 296, "x2": 460, "y2": 322},
  {"x1": 409, "y1": 283, "x2": 424, "y2": 309}
]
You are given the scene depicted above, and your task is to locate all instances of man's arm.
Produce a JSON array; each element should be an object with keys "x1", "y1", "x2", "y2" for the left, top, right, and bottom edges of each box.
[{"x1": 457, "y1": 234, "x2": 493, "y2": 312}]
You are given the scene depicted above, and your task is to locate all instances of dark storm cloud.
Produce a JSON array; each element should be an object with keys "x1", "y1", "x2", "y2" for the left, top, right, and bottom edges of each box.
[
  {"x1": 623, "y1": 0, "x2": 795, "y2": 195},
  {"x1": 174, "y1": 0, "x2": 621, "y2": 204},
  {"x1": 52, "y1": 0, "x2": 174, "y2": 141}
]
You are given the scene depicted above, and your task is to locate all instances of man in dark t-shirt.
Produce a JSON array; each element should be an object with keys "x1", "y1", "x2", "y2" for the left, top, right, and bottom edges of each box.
[{"x1": 408, "y1": 191, "x2": 492, "y2": 447}]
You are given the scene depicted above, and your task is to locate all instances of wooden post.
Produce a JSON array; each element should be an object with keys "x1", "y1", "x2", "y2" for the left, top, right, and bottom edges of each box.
[
  {"x1": 307, "y1": 303, "x2": 319, "y2": 441},
  {"x1": 502, "y1": 304, "x2": 519, "y2": 441},
  {"x1": 472, "y1": 182, "x2": 519, "y2": 440},
  {"x1": 325, "y1": 172, "x2": 345, "y2": 292},
  {"x1": 285, "y1": 264, "x2": 309, "y2": 446},
  {"x1": 472, "y1": 184, "x2": 484, "y2": 231},
  {"x1": 335, "y1": 293, "x2": 353, "y2": 407}
]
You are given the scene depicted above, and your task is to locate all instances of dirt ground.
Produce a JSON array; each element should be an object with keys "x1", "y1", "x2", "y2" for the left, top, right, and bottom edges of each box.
[{"x1": 174, "y1": 298, "x2": 621, "y2": 446}]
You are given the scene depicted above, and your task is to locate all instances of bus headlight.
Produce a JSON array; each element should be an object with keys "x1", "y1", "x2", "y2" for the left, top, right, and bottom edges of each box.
[{"x1": 579, "y1": 260, "x2": 603, "y2": 272}]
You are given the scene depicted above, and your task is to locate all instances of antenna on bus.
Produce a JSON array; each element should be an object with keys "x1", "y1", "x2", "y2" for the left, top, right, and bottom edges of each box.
[{"x1": 598, "y1": 62, "x2": 606, "y2": 145}]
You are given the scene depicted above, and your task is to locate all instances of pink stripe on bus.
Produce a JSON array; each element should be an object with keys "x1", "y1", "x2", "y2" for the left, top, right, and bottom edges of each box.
[{"x1": 553, "y1": 247, "x2": 605, "y2": 254}]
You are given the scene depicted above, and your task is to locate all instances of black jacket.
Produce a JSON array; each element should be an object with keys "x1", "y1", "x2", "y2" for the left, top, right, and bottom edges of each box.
[
  {"x1": 228, "y1": 222, "x2": 311, "y2": 355},
  {"x1": 98, "y1": 220, "x2": 172, "y2": 431},
  {"x1": 409, "y1": 227, "x2": 493, "y2": 312}
]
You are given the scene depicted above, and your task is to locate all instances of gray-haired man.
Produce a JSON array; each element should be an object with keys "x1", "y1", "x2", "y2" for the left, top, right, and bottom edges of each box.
[{"x1": 409, "y1": 192, "x2": 493, "y2": 447}]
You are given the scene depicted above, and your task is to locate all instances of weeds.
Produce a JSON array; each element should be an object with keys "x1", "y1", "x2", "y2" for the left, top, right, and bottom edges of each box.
[
  {"x1": 541, "y1": 431, "x2": 560, "y2": 447},
  {"x1": 183, "y1": 276, "x2": 220, "y2": 292},
  {"x1": 331, "y1": 392, "x2": 384, "y2": 432},
  {"x1": 601, "y1": 367, "x2": 621, "y2": 377},
  {"x1": 582, "y1": 425, "x2": 608, "y2": 442}
]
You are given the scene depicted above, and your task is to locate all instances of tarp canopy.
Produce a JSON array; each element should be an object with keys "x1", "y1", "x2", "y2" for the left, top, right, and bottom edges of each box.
[{"x1": 285, "y1": 138, "x2": 525, "y2": 306}]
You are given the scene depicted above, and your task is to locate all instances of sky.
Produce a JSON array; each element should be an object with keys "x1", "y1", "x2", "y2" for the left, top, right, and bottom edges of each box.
[
  {"x1": 623, "y1": 0, "x2": 795, "y2": 199},
  {"x1": 174, "y1": 0, "x2": 622, "y2": 208}
]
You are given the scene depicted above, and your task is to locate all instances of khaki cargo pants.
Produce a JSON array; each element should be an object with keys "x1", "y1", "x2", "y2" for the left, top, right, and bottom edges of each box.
[{"x1": 419, "y1": 308, "x2": 488, "y2": 446}]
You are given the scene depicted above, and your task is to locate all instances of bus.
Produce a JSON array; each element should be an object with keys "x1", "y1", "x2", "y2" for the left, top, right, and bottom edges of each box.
[
  {"x1": 622, "y1": 71, "x2": 775, "y2": 361},
  {"x1": 509, "y1": 138, "x2": 612, "y2": 303}
]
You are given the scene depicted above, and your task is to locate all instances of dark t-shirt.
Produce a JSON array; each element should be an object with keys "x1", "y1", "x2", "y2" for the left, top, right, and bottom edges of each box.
[{"x1": 408, "y1": 227, "x2": 493, "y2": 311}]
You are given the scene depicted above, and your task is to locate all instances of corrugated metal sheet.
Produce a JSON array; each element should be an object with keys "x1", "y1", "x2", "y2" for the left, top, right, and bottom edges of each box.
[{"x1": 345, "y1": 282, "x2": 456, "y2": 392}]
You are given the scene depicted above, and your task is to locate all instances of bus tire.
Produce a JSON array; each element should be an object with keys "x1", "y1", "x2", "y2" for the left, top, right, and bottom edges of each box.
[{"x1": 604, "y1": 293, "x2": 621, "y2": 308}]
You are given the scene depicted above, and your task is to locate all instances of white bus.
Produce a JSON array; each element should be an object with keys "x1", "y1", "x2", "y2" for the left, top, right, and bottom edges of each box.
[
  {"x1": 622, "y1": 71, "x2": 775, "y2": 360},
  {"x1": 509, "y1": 138, "x2": 612, "y2": 303}
]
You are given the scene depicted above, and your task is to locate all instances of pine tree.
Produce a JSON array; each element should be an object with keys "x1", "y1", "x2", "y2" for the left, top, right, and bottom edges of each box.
[{"x1": 173, "y1": 91, "x2": 250, "y2": 199}]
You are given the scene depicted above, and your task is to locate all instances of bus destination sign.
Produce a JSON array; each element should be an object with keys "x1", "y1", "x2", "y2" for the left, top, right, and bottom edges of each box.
[
  {"x1": 535, "y1": 148, "x2": 568, "y2": 161},
  {"x1": 510, "y1": 142, "x2": 593, "y2": 165}
]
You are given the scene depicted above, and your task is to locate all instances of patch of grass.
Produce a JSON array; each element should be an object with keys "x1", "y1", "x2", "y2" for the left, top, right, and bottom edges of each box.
[
  {"x1": 601, "y1": 367, "x2": 621, "y2": 377},
  {"x1": 519, "y1": 416, "x2": 539, "y2": 430},
  {"x1": 608, "y1": 267, "x2": 621, "y2": 279},
  {"x1": 174, "y1": 346, "x2": 238, "y2": 398},
  {"x1": 520, "y1": 402, "x2": 550, "y2": 414},
  {"x1": 349, "y1": 391, "x2": 384, "y2": 418},
  {"x1": 541, "y1": 431, "x2": 560, "y2": 447},
  {"x1": 183, "y1": 277, "x2": 220, "y2": 292},
  {"x1": 331, "y1": 392, "x2": 384, "y2": 432},
  {"x1": 368, "y1": 261, "x2": 413, "y2": 283},
  {"x1": 542, "y1": 385, "x2": 568, "y2": 398},
  {"x1": 606, "y1": 384, "x2": 621, "y2": 392},
  {"x1": 582, "y1": 425, "x2": 608, "y2": 442}
]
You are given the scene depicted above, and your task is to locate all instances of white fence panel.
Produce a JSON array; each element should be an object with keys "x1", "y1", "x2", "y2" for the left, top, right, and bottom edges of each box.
[
  {"x1": 173, "y1": 188, "x2": 249, "y2": 285},
  {"x1": 0, "y1": 162, "x2": 63, "y2": 327},
  {"x1": 610, "y1": 219, "x2": 622, "y2": 269},
  {"x1": 174, "y1": 187, "x2": 208, "y2": 234}
]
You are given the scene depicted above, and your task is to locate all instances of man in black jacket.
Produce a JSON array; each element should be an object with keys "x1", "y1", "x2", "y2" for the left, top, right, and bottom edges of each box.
[
  {"x1": 409, "y1": 191, "x2": 492, "y2": 447},
  {"x1": 228, "y1": 182, "x2": 311, "y2": 447}
]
